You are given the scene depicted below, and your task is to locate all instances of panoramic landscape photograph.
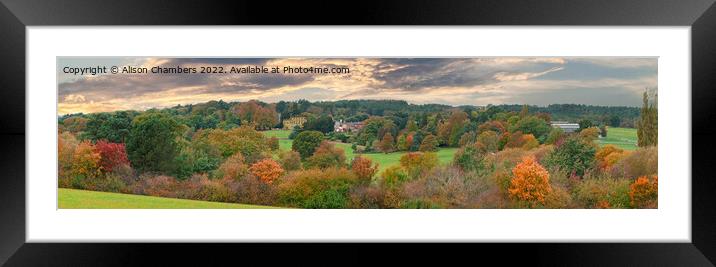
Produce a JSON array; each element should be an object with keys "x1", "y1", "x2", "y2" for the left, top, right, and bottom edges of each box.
[{"x1": 57, "y1": 57, "x2": 658, "y2": 209}]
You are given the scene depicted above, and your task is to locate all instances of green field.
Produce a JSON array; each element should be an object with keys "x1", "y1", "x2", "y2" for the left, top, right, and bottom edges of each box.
[
  {"x1": 263, "y1": 130, "x2": 457, "y2": 172},
  {"x1": 598, "y1": 127, "x2": 638, "y2": 151},
  {"x1": 58, "y1": 188, "x2": 278, "y2": 209}
]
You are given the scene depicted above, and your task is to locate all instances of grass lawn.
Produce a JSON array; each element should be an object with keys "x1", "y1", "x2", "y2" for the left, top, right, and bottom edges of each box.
[
  {"x1": 263, "y1": 129, "x2": 457, "y2": 173},
  {"x1": 597, "y1": 127, "x2": 638, "y2": 151},
  {"x1": 58, "y1": 188, "x2": 279, "y2": 209}
]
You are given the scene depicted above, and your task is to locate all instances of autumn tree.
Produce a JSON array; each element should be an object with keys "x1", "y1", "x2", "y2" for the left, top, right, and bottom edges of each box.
[
  {"x1": 351, "y1": 156, "x2": 379, "y2": 183},
  {"x1": 379, "y1": 132, "x2": 395, "y2": 153},
  {"x1": 399, "y1": 152, "x2": 438, "y2": 179},
  {"x1": 202, "y1": 126, "x2": 269, "y2": 163},
  {"x1": 521, "y1": 134, "x2": 539, "y2": 150},
  {"x1": 419, "y1": 134, "x2": 439, "y2": 152},
  {"x1": 292, "y1": 130, "x2": 324, "y2": 158},
  {"x1": 93, "y1": 140, "x2": 130, "y2": 172},
  {"x1": 476, "y1": 130, "x2": 499, "y2": 152},
  {"x1": 233, "y1": 100, "x2": 278, "y2": 130},
  {"x1": 215, "y1": 153, "x2": 248, "y2": 180},
  {"x1": 278, "y1": 150, "x2": 302, "y2": 171},
  {"x1": 306, "y1": 141, "x2": 347, "y2": 169},
  {"x1": 595, "y1": 145, "x2": 624, "y2": 169},
  {"x1": 637, "y1": 90, "x2": 658, "y2": 147},
  {"x1": 508, "y1": 156, "x2": 552, "y2": 207},
  {"x1": 579, "y1": 126, "x2": 600, "y2": 142},
  {"x1": 58, "y1": 132, "x2": 79, "y2": 179},
  {"x1": 71, "y1": 140, "x2": 102, "y2": 179},
  {"x1": 249, "y1": 159, "x2": 284, "y2": 184},
  {"x1": 629, "y1": 175, "x2": 658, "y2": 208}
]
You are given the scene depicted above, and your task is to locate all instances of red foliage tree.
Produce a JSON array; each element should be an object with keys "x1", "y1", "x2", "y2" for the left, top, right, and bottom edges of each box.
[{"x1": 93, "y1": 140, "x2": 130, "y2": 172}]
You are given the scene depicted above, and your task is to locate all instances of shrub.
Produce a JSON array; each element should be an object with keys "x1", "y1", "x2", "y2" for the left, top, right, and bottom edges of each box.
[
  {"x1": 573, "y1": 177, "x2": 631, "y2": 208},
  {"x1": 268, "y1": 136, "x2": 280, "y2": 151},
  {"x1": 249, "y1": 159, "x2": 284, "y2": 184},
  {"x1": 545, "y1": 135, "x2": 596, "y2": 177},
  {"x1": 595, "y1": 145, "x2": 624, "y2": 169},
  {"x1": 305, "y1": 141, "x2": 346, "y2": 169},
  {"x1": 521, "y1": 134, "x2": 539, "y2": 150},
  {"x1": 543, "y1": 185, "x2": 574, "y2": 209},
  {"x1": 135, "y1": 175, "x2": 179, "y2": 198},
  {"x1": 630, "y1": 175, "x2": 658, "y2": 208},
  {"x1": 503, "y1": 131, "x2": 525, "y2": 149},
  {"x1": 579, "y1": 127, "x2": 600, "y2": 142},
  {"x1": 453, "y1": 145, "x2": 487, "y2": 173},
  {"x1": 381, "y1": 165, "x2": 409, "y2": 188},
  {"x1": 277, "y1": 167, "x2": 357, "y2": 208},
  {"x1": 94, "y1": 140, "x2": 130, "y2": 172},
  {"x1": 292, "y1": 130, "x2": 324, "y2": 158},
  {"x1": 476, "y1": 130, "x2": 499, "y2": 152},
  {"x1": 348, "y1": 185, "x2": 386, "y2": 208},
  {"x1": 399, "y1": 152, "x2": 438, "y2": 179},
  {"x1": 277, "y1": 150, "x2": 302, "y2": 171},
  {"x1": 458, "y1": 131, "x2": 476, "y2": 147},
  {"x1": 402, "y1": 166, "x2": 490, "y2": 208},
  {"x1": 610, "y1": 146, "x2": 657, "y2": 179},
  {"x1": 214, "y1": 153, "x2": 248, "y2": 180},
  {"x1": 351, "y1": 156, "x2": 379, "y2": 183},
  {"x1": 545, "y1": 127, "x2": 564, "y2": 145},
  {"x1": 508, "y1": 157, "x2": 552, "y2": 207},
  {"x1": 230, "y1": 174, "x2": 278, "y2": 206},
  {"x1": 180, "y1": 174, "x2": 235, "y2": 203}
]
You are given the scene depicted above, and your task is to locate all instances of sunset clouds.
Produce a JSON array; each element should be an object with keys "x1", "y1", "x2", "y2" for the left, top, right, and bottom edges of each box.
[{"x1": 57, "y1": 57, "x2": 657, "y2": 115}]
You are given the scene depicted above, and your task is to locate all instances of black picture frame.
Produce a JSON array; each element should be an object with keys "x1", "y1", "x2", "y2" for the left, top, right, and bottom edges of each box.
[{"x1": 1, "y1": 0, "x2": 715, "y2": 265}]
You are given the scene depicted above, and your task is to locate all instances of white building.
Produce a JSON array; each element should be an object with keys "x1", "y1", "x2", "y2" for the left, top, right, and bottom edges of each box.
[{"x1": 550, "y1": 121, "x2": 580, "y2": 133}]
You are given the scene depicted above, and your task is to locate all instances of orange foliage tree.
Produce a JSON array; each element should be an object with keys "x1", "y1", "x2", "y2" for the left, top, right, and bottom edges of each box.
[
  {"x1": 399, "y1": 152, "x2": 438, "y2": 179},
  {"x1": 629, "y1": 175, "x2": 658, "y2": 208},
  {"x1": 351, "y1": 156, "x2": 379, "y2": 183},
  {"x1": 508, "y1": 156, "x2": 552, "y2": 207},
  {"x1": 249, "y1": 159, "x2": 285, "y2": 184},
  {"x1": 71, "y1": 140, "x2": 102, "y2": 179},
  {"x1": 595, "y1": 145, "x2": 625, "y2": 169}
]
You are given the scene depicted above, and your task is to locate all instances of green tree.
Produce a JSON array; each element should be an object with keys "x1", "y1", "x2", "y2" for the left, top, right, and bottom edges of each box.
[
  {"x1": 305, "y1": 141, "x2": 347, "y2": 169},
  {"x1": 126, "y1": 112, "x2": 183, "y2": 174},
  {"x1": 81, "y1": 111, "x2": 135, "y2": 143},
  {"x1": 292, "y1": 130, "x2": 324, "y2": 158},
  {"x1": 304, "y1": 114, "x2": 335, "y2": 133},
  {"x1": 637, "y1": 90, "x2": 658, "y2": 147},
  {"x1": 510, "y1": 116, "x2": 551, "y2": 142},
  {"x1": 546, "y1": 135, "x2": 596, "y2": 177}
]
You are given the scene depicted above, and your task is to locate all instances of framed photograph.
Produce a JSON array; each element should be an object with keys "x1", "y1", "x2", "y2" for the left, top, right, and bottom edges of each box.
[{"x1": 1, "y1": 0, "x2": 715, "y2": 265}]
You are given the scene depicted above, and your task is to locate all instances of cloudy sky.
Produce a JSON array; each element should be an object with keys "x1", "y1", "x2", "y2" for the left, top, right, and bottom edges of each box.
[{"x1": 57, "y1": 57, "x2": 657, "y2": 115}]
